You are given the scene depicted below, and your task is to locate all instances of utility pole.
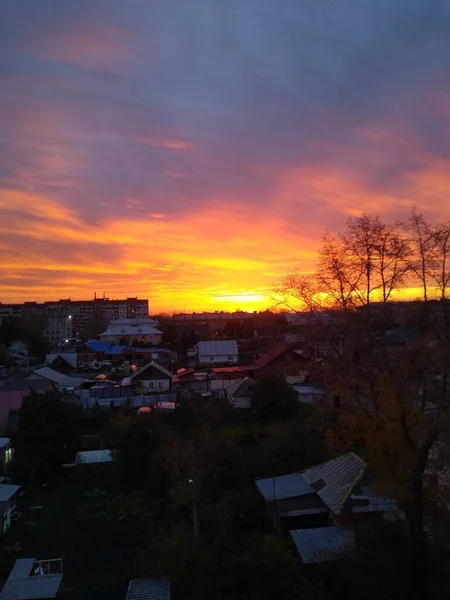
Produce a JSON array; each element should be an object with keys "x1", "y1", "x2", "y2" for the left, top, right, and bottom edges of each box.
[{"x1": 188, "y1": 479, "x2": 199, "y2": 544}]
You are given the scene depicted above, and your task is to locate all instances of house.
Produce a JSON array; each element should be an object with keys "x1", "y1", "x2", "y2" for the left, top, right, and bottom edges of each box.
[
  {"x1": 0, "y1": 558, "x2": 63, "y2": 600},
  {"x1": 123, "y1": 361, "x2": 172, "y2": 393},
  {"x1": 0, "y1": 483, "x2": 22, "y2": 535},
  {"x1": 30, "y1": 367, "x2": 89, "y2": 394},
  {"x1": 226, "y1": 378, "x2": 254, "y2": 409},
  {"x1": 126, "y1": 579, "x2": 170, "y2": 600},
  {"x1": 254, "y1": 346, "x2": 310, "y2": 383},
  {"x1": 0, "y1": 438, "x2": 13, "y2": 473},
  {"x1": 45, "y1": 353, "x2": 78, "y2": 373},
  {"x1": 194, "y1": 340, "x2": 238, "y2": 365},
  {"x1": 210, "y1": 366, "x2": 258, "y2": 391},
  {"x1": 255, "y1": 453, "x2": 398, "y2": 535},
  {"x1": 75, "y1": 449, "x2": 118, "y2": 473},
  {"x1": 99, "y1": 318, "x2": 163, "y2": 345}
]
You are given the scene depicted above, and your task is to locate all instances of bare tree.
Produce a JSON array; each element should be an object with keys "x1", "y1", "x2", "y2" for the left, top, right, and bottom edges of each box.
[{"x1": 277, "y1": 210, "x2": 450, "y2": 600}]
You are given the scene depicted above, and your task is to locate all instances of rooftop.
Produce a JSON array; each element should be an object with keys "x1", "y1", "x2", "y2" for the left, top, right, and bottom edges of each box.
[
  {"x1": 100, "y1": 323, "x2": 162, "y2": 337},
  {"x1": 0, "y1": 437, "x2": 10, "y2": 449},
  {"x1": 0, "y1": 484, "x2": 21, "y2": 502},
  {"x1": 0, "y1": 558, "x2": 63, "y2": 600},
  {"x1": 290, "y1": 526, "x2": 355, "y2": 564},
  {"x1": 75, "y1": 450, "x2": 116, "y2": 465},
  {"x1": 31, "y1": 368, "x2": 88, "y2": 388},
  {"x1": 301, "y1": 453, "x2": 366, "y2": 515},
  {"x1": 256, "y1": 472, "x2": 313, "y2": 502},
  {"x1": 45, "y1": 353, "x2": 77, "y2": 369},
  {"x1": 197, "y1": 340, "x2": 238, "y2": 356},
  {"x1": 126, "y1": 578, "x2": 170, "y2": 600}
]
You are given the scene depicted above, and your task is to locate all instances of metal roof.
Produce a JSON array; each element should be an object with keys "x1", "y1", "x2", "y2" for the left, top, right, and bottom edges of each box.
[
  {"x1": 301, "y1": 453, "x2": 366, "y2": 515},
  {"x1": 130, "y1": 362, "x2": 172, "y2": 380},
  {"x1": 0, "y1": 437, "x2": 10, "y2": 449},
  {"x1": 100, "y1": 324, "x2": 162, "y2": 337},
  {"x1": 0, "y1": 484, "x2": 21, "y2": 502},
  {"x1": 256, "y1": 472, "x2": 313, "y2": 501},
  {"x1": 75, "y1": 449, "x2": 116, "y2": 464},
  {"x1": 226, "y1": 377, "x2": 253, "y2": 397},
  {"x1": 197, "y1": 340, "x2": 238, "y2": 356},
  {"x1": 85, "y1": 340, "x2": 112, "y2": 353},
  {"x1": 290, "y1": 526, "x2": 355, "y2": 564},
  {"x1": 126, "y1": 579, "x2": 170, "y2": 600},
  {"x1": 0, "y1": 558, "x2": 63, "y2": 600},
  {"x1": 33, "y1": 367, "x2": 88, "y2": 388},
  {"x1": 45, "y1": 353, "x2": 77, "y2": 369}
]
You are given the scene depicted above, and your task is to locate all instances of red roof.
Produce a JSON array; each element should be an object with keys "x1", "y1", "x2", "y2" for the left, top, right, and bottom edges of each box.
[
  {"x1": 211, "y1": 367, "x2": 244, "y2": 374},
  {"x1": 255, "y1": 346, "x2": 292, "y2": 369}
]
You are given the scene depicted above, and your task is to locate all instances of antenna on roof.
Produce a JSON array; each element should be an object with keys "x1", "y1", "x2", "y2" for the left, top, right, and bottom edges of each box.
[{"x1": 94, "y1": 292, "x2": 97, "y2": 300}]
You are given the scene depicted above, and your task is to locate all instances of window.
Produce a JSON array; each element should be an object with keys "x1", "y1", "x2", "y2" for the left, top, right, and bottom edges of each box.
[
  {"x1": 333, "y1": 395, "x2": 341, "y2": 409},
  {"x1": 227, "y1": 356, "x2": 233, "y2": 360},
  {"x1": 4, "y1": 448, "x2": 12, "y2": 464},
  {"x1": 148, "y1": 382, "x2": 154, "y2": 389},
  {"x1": 210, "y1": 357, "x2": 214, "y2": 361}
]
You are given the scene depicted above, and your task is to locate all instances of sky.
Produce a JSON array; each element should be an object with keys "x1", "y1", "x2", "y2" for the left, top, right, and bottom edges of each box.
[{"x1": 1, "y1": 0, "x2": 450, "y2": 313}]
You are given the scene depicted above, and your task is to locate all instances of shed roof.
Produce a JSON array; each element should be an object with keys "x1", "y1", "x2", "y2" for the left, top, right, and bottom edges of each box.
[
  {"x1": 256, "y1": 472, "x2": 313, "y2": 501},
  {"x1": 0, "y1": 484, "x2": 21, "y2": 502},
  {"x1": 126, "y1": 578, "x2": 170, "y2": 600},
  {"x1": 0, "y1": 558, "x2": 63, "y2": 600},
  {"x1": 32, "y1": 368, "x2": 88, "y2": 388},
  {"x1": 290, "y1": 526, "x2": 354, "y2": 564},
  {"x1": 197, "y1": 340, "x2": 238, "y2": 356},
  {"x1": 75, "y1": 449, "x2": 116, "y2": 464},
  {"x1": 301, "y1": 453, "x2": 366, "y2": 515}
]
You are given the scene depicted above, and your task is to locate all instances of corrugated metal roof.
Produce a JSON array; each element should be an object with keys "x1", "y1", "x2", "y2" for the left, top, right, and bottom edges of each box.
[
  {"x1": 0, "y1": 559, "x2": 62, "y2": 600},
  {"x1": 75, "y1": 450, "x2": 116, "y2": 464},
  {"x1": 0, "y1": 484, "x2": 21, "y2": 502},
  {"x1": 106, "y1": 345, "x2": 127, "y2": 355},
  {"x1": 256, "y1": 472, "x2": 313, "y2": 501},
  {"x1": 126, "y1": 578, "x2": 170, "y2": 600},
  {"x1": 197, "y1": 340, "x2": 238, "y2": 357},
  {"x1": 301, "y1": 453, "x2": 365, "y2": 515},
  {"x1": 290, "y1": 526, "x2": 355, "y2": 564},
  {"x1": 33, "y1": 368, "x2": 88, "y2": 388}
]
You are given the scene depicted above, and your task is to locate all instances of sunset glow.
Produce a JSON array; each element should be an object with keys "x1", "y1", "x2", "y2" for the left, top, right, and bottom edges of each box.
[{"x1": 1, "y1": 1, "x2": 450, "y2": 312}]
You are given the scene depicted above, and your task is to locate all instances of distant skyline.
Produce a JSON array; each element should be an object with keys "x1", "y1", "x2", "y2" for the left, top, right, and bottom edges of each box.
[{"x1": 1, "y1": 1, "x2": 450, "y2": 312}]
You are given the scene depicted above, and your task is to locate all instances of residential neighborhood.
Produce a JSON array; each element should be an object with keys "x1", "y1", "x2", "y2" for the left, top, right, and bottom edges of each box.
[{"x1": 1, "y1": 210, "x2": 450, "y2": 600}]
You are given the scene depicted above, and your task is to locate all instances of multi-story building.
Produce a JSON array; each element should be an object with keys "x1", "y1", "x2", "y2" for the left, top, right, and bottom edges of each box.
[
  {"x1": 99, "y1": 318, "x2": 162, "y2": 345},
  {"x1": 0, "y1": 297, "x2": 149, "y2": 344}
]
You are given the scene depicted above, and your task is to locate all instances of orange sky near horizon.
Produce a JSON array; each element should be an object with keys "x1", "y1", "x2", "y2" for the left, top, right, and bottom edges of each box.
[{"x1": 1, "y1": 1, "x2": 450, "y2": 313}]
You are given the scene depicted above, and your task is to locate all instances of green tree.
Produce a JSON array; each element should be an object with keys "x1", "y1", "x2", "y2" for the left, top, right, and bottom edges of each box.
[
  {"x1": 13, "y1": 389, "x2": 80, "y2": 483},
  {"x1": 101, "y1": 412, "x2": 166, "y2": 495},
  {"x1": 252, "y1": 377, "x2": 299, "y2": 418}
]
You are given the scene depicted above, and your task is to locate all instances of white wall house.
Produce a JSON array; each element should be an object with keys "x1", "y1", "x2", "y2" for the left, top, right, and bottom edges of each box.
[
  {"x1": 125, "y1": 361, "x2": 172, "y2": 393},
  {"x1": 99, "y1": 319, "x2": 163, "y2": 345},
  {"x1": 196, "y1": 340, "x2": 238, "y2": 365}
]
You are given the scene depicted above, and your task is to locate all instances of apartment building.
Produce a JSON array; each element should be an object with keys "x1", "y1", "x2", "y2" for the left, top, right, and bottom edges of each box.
[{"x1": 0, "y1": 297, "x2": 149, "y2": 343}]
